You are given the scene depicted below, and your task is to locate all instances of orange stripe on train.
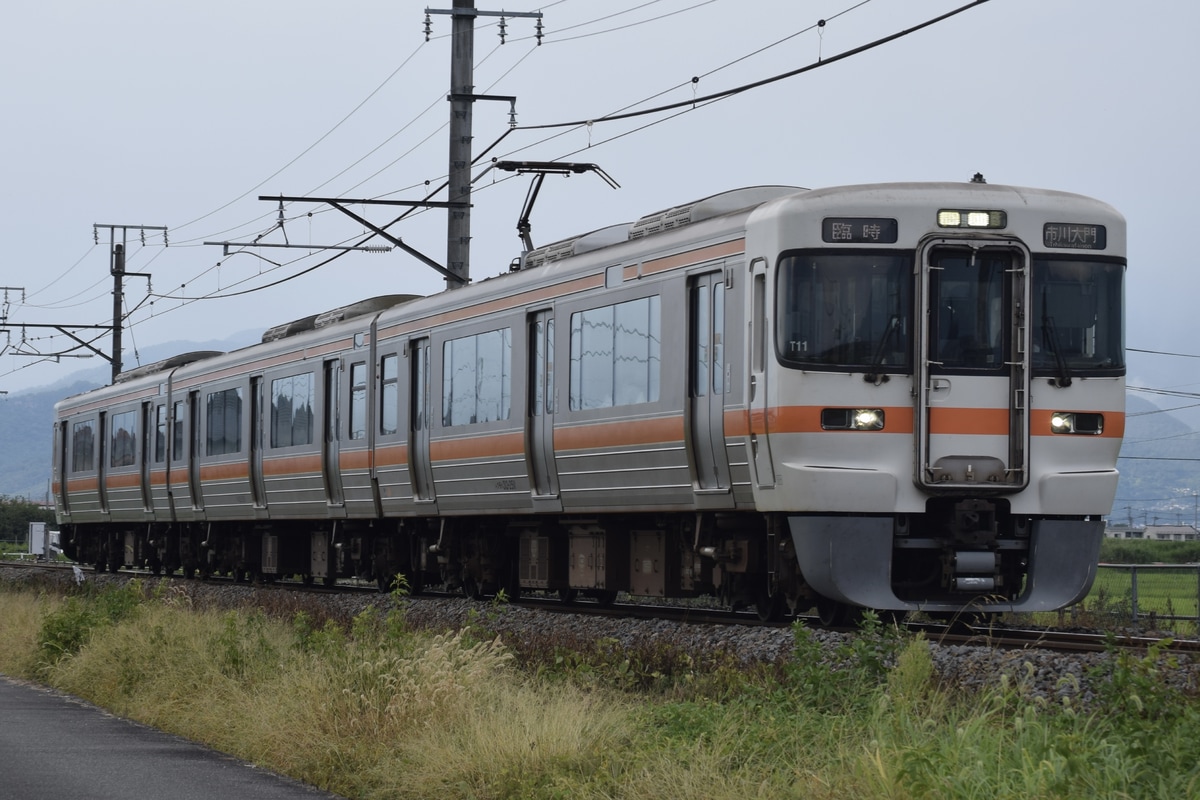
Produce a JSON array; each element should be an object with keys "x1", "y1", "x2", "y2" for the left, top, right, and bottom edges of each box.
[
  {"x1": 430, "y1": 431, "x2": 525, "y2": 461},
  {"x1": 555, "y1": 416, "x2": 684, "y2": 451}
]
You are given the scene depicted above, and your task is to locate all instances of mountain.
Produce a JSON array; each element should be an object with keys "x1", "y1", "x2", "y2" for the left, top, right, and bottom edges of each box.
[
  {"x1": 0, "y1": 331, "x2": 257, "y2": 500},
  {"x1": 1116, "y1": 394, "x2": 1200, "y2": 526}
]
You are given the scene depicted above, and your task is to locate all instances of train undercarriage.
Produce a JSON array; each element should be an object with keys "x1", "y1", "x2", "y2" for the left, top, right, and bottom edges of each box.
[{"x1": 59, "y1": 501, "x2": 1102, "y2": 624}]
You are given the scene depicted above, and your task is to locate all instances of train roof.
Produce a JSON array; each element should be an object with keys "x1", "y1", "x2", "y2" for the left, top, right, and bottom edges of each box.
[{"x1": 520, "y1": 185, "x2": 805, "y2": 269}]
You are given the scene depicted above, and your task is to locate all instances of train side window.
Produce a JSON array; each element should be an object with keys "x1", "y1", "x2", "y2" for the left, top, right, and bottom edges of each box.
[
  {"x1": 71, "y1": 419, "x2": 95, "y2": 473},
  {"x1": 349, "y1": 362, "x2": 368, "y2": 439},
  {"x1": 569, "y1": 295, "x2": 660, "y2": 411},
  {"x1": 442, "y1": 328, "x2": 512, "y2": 426},
  {"x1": 380, "y1": 354, "x2": 399, "y2": 435},
  {"x1": 413, "y1": 343, "x2": 428, "y2": 432},
  {"x1": 110, "y1": 410, "x2": 137, "y2": 468},
  {"x1": 206, "y1": 387, "x2": 243, "y2": 456},
  {"x1": 270, "y1": 372, "x2": 315, "y2": 448},
  {"x1": 171, "y1": 401, "x2": 185, "y2": 463},
  {"x1": 154, "y1": 404, "x2": 168, "y2": 464}
]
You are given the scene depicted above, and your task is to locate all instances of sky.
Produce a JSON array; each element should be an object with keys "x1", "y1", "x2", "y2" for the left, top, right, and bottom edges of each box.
[{"x1": 1, "y1": 0, "x2": 1198, "y2": 427}]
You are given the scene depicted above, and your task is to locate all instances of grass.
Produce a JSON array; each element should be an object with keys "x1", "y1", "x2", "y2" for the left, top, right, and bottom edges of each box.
[
  {"x1": 1040, "y1": 565, "x2": 1200, "y2": 634},
  {"x1": 3, "y1": 576, "x2": 1200, "y2": 799}
]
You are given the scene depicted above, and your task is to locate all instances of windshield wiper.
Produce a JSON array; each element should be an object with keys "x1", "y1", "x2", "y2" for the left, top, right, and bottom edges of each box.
[
  {"x1": 864, "y1": 314, "x2": 899, "y2": 385},
  {"x1": 1041, "y1": 308, "x2": 1073, "y2": 388}
]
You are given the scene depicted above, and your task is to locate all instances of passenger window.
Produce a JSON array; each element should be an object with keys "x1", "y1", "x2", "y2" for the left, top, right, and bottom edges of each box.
[
  {"x1": 270, "y1": 373, "x2": 315, "y2": 448},
  {"x1": 569, "y1": 295, "x2": 660, "y2": 410},
  {"x1": 109, "y1": 410, "x2": 137, "y2": 468},
  {"x1": 442, "y1": 329, "x2": 512, "y2": 426},
  {"x1": 380, "y1": 354, "x2": 399, "y2": 435},
  {"x1": 71, "y1": 420, "x2": 95, "y2": 473},
  {"x1": 205, "y1": 387, "x2": 243, "y2": 456}
]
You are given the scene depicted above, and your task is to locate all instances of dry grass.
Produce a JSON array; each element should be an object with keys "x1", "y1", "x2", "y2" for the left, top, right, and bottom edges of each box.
[
  {"x1": 0, "y1": 589, "x2": 60, "y2": 675},
  {"x1": 6, "y1": 581, "x2": 1200, "y2": 799}
]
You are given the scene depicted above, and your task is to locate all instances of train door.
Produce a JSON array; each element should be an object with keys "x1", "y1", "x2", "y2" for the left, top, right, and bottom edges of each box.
[
  {"x1": 689, "y1": 270, "x2": 731, "y2": 492},
  {"x1": 249, "y1": 376, "x2": 267, "y2": 511},
  {"x1": 322, "y1": 359, "x2": 346, "y2": 507},
  {"x1": 527, "y1": 310, "x2": 561, "y2": 507},
  {"x1": 748, "y1": 260, "x2": 776, "y2": 489},
  {"x1": 54, "y1": 421, "x2": 69, "y2": 515},
  {"x1": 97, "y1": 411, "x2": 110, "y2": 514},
  {"x1": 187, "y1": 391, "x2": 204, "y2": 511},
  {"x1": 409, "y1": 338, "x2": 436, "y2": 505},
  {"x1": 916, "y1": 243, "x2": 1030, "y2": 489},
  {"x1": 140, "y1": 401, "x2": 153, "y2": 512}
]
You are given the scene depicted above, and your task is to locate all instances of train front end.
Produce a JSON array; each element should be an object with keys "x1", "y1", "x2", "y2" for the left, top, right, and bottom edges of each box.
[{"x1": 747, "y1": 181, "x2": 1126, "y2": 615}]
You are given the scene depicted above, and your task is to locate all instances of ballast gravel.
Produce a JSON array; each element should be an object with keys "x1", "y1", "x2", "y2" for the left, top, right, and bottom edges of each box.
[{"x1": 5, "y1": 565, "x2": 1198, "y2": 709}]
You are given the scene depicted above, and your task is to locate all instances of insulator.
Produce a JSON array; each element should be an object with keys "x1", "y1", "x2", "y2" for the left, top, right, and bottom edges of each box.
[
  {"x1": 535, "y1": 17, "x2": 543, "y2": 45},
  {"x1": 498, "y1": 16, "x2": 506, "y2": 43},
  {"x1": 423, "y1": 13, "x2": 432, "y2": 41}
]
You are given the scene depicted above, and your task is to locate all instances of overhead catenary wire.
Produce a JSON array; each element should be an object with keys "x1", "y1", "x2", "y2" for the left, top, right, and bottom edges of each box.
[
  {"x1": 517, "y1": 0, "x2": 989, "y2": 130},
  {"x1": 18, "y1": 0, "x2": 954, "y2": 326}
]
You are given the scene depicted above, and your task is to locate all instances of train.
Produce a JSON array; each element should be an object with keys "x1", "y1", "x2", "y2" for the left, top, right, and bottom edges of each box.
[{"x1": 52, "y1": 178, "x2": 1126, "y2": 623}]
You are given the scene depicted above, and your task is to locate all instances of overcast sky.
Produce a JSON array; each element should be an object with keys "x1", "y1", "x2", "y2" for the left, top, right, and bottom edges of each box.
[{"x1": 1, "y1": 0, "x2": 1197, "y2": 423}]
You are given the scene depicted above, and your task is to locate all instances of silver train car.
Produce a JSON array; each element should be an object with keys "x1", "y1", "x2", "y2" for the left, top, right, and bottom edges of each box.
[{"x1": 52, "y1": 180, "x2": 1126, "y2": 622}]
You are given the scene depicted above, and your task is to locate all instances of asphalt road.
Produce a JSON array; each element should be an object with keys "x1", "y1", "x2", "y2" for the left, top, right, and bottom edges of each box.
[{"x1": 0, "y1": 677, "x2": 345, "y2": 799}]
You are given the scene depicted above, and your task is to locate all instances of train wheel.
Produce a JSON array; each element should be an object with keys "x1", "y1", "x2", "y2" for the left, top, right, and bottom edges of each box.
[
  {"x1": 755, "y1": 590, "x2": 785, "y2": 622},
  {"x1": 462, "y1": 575, "x2": 484, "y2": 601},
  {"x1": 594, "y1": 590, "x2": 618, "y2": 607},
  {"x1": 558, "y1": 588, "x2": 578, "y2": 605},
  {"x1": 816, "y1": 595, "x2": 851, "y2": 627}
]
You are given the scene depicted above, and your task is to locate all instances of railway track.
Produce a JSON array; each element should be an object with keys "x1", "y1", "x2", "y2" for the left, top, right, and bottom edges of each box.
[{"x1": 3, "y1": 558, "x2": 1196, "y2": 656}]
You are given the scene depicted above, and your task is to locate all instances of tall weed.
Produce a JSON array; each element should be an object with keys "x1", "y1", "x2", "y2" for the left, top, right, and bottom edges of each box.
[{"x1": 34, "y1": 580, "x2": 146, "y2": 676}]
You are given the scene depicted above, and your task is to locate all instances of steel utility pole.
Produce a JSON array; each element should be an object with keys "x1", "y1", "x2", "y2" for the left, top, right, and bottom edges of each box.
[
  {"x1": 0, "y1": 224, "x2": 164, "y2": 384},
  {"x1": 426, "y1": 1, "x2": 542, "y2": 288},
  {"x1": 97, "y1": 224, "x2": 160, "y2": 381}
]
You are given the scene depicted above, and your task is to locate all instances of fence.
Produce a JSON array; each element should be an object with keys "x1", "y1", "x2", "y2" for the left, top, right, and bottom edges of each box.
[{"x1": 1061, "y1": 564, "x2": 1200, "y2": 630}]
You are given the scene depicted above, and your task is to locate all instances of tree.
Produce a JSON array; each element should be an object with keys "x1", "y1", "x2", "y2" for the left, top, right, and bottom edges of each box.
[{"x1": 0, "y1": 496, "x2": 56, "y2": 545}]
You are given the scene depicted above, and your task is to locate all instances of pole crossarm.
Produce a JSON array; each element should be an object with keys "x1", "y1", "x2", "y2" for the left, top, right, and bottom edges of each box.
[
  {"x1": 0, "y1": 323, "x2": 114, "y2": 363},
  {"x1": 258, "y1": 195, "x2": 468, "y2": 285},
  {"x1": 204, "y1": 241, "x2": 393, "y2": 255},
  {"x1": 426, "y1": 7, "x2": 542, "y2": 19},
  {"x1": 261, "y1": 195, "x2": 464, "y2": 209}
]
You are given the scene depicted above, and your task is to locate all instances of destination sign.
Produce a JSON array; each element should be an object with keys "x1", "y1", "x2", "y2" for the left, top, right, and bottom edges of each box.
[
  {"x1": 822, "y1": 217, "x2": 898, "y2": 244},
  {"x1": 1043, "y1": 222, "x2": 1107, "y2": 250}
]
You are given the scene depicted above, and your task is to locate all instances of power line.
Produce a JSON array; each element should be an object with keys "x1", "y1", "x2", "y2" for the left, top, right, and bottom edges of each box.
[
  {"x1": 518, "y1": 0, "x2": 990, "y2": 130},
  {"x1": 1129, "y1": 347, "x2": 1200, "y2": 359}
]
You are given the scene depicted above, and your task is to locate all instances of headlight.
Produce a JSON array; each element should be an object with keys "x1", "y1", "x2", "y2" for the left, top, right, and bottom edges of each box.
[
  {"x1": 821, "y1": 408, "x2": 885, "y2": 431},
  {"x1": 937, "y1": 209, "x2": 1007, "y2": 229},
  {"x1": 1050, "y1": 412, "x2": 1104, "y2": 435}
]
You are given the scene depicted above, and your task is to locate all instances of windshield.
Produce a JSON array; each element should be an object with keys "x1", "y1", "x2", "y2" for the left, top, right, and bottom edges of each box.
[
  {"x1": 776, "y1": 252, "x2": 912, "y2": 371},
  {"x1": 928, "y1": 250, "x2": 1009, "y2": 373},
  {"x1": 1031, "y1": 258, "x2": 1124, "y2": 375}
]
